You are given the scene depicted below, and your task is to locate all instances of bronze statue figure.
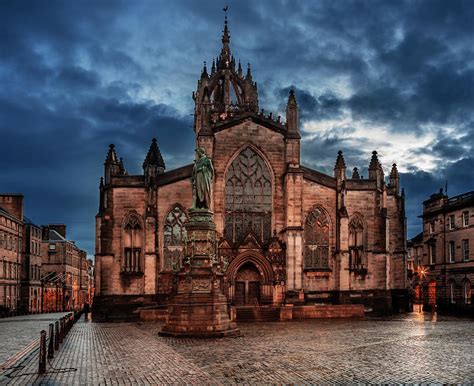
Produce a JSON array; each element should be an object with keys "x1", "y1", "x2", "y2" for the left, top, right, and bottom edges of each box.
[{"x1": 192, "y1": 147, "x2": 214, "y2": 209}]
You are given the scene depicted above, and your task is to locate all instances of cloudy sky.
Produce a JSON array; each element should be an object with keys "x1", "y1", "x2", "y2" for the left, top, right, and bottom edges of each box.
[{"x1": 1, "y1": 0, "x2": 473, "y2": 256}]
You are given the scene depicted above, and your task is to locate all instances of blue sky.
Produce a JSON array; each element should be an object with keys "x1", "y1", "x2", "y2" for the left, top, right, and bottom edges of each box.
[{"x1": 1, "y1": 0, "x2": 473, "y2": 256}]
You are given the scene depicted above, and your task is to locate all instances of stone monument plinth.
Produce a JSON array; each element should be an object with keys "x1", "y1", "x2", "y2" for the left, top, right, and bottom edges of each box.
[{"x1": 159, "y1": 209, "x2": 239, "y2": 338}]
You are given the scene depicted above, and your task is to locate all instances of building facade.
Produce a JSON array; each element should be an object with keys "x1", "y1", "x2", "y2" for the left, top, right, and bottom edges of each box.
[
  {"x1": 0, "y1": 194, "x2": 93, "y2": 316},
  {"x1": 41, "y1": 224, "x2": 90, "y2": 312},
  {"x1": 94, "y1": 19, "x2": 408, "y2": 318},
  {"x1": 0, "y1": 194, "x2": 23, "y2": 314},
  {"x1": 20, "y1": 217, "x2": 43, "y2": 313},
  {"x1": 413, "y1": 190, "x2": 473, "y2": 312}
]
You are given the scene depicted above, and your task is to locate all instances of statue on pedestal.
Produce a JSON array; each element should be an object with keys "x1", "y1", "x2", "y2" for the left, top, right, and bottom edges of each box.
[{"x1": 191, "y1": 148, "x2": 214, "y2": 210}]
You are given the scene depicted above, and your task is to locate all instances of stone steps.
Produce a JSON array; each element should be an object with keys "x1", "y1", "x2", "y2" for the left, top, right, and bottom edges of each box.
[{"x1": 236, "y1": 306, "x2": 280, "y2": 322}]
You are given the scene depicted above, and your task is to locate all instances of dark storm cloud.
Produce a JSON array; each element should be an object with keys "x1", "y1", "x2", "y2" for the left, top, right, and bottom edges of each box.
[
  {"x1": 278, "y1": 86, "x2": 344, "y2": 123},
  {"x1": 0, "y1": 0, "x2": 473, "y2": 253}
]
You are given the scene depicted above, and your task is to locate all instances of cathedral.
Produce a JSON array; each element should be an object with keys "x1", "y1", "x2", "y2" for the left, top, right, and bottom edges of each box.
[{"x1": 93, "y1": 16, "x2": 408, "y2": 319}]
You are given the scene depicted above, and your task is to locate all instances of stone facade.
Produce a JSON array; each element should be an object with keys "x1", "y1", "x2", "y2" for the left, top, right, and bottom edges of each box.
[
  {"x1": 94, "y1": 17, "x2": 408, "y2": 318},
  {"x1": 0, "y1": 194, "x2": 93, "y2": 316},
  {"x1": 41, "y1": 224, "x2": 90, "y2": 312},
  {"x1": 0, "y1": 194, "x2": 23, "y2": 312},
  {"x1": 412, "y1": 189, "x2": 473, "y2": 313}
]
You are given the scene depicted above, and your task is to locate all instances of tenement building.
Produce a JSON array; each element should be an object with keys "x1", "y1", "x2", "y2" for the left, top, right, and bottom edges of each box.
[
  {"x1": 41, "y1": 224, "x2": 89, "y2": 312},
  {"x1": 0, "y1": 194, "x2": 23, "y2": 314},
  {"x1": 94, "y1": 17, "x2": 408, "y2": 319},
  {"x1": 413, "y1": 189, "x2": 473, "y2": 313}
]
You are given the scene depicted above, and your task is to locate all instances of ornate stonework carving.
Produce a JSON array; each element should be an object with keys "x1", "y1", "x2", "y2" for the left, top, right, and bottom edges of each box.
[{"x1": 192, "y1": 278, "x2": 211, "y2": 293}]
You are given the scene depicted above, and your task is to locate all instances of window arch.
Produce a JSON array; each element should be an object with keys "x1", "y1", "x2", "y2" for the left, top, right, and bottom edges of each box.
[
  {"x1": 304, "y1": 207, "x2": 330, "y2": 269},
  {"x1": 224, "y1": 147, "x2": 272, "y2": 243},
  {"x1": 163, "y1": 205, "x2": 188, "y2": 271},
  {"x1": 122, "y1": 212, "x2": 143, "y2": 273},
  {"x1": 349, "y1": 214, "x2": 365, "y2": 271}
]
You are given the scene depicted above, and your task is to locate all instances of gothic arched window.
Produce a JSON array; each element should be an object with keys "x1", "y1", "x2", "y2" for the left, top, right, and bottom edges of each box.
[
  {"x1": 224, "y1": 147, "x2": 272, "y2": 243},
  {"x1": 304, "y1": 207, "x2": 330, "y2": 269},
  {"x1": 349, "y1": 214, "x2": 365, "y2": 271},
  {"x1": 163, "y1": 205, "x2": 188, "y2": 271},
  {"x1": 122, "y1": 213, "x2": 143, "y2": 273}
]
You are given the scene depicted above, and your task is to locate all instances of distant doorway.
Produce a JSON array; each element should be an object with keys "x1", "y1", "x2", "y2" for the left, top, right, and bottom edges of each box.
[{"x1": 234, "y1": 263, "x2": 261, "y2": 306}]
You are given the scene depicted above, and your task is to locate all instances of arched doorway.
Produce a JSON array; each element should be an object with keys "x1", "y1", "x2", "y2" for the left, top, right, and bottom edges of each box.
[{"x1": 234, "y1": 262, "x2": 262, "y2": 306}]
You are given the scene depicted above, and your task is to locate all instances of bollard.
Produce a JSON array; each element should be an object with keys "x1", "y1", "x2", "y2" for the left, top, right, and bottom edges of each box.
[
  {"x1": 39, "y1": 330, "x2": 47, "y2": 374},
  {"x1": 59, "y1": 319, "x2": 64, "y2": 343},
  {"x1": 47, "y1": 323, "x2": 54, "y2": 359},
  {"x1": 54, "y1": 321, "x2": 60, "y2": 350},
  {"x1": 61, "y1": 317, "x2": 66, "y2": 336}
]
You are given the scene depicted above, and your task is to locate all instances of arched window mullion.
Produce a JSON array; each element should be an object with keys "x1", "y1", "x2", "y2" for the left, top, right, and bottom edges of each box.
[
  {"x1": 122, "y1": 214, "x2": 143, "y2": 273},
  {"x1": 304, "y1": 208, "x2": 330, "y2": 270},
  {"x1": 163, "y1": 206, "x2": 188, "y2": 272},
  {"x1": 225, "y1": 147, "x2": 272, "y2": 243}
]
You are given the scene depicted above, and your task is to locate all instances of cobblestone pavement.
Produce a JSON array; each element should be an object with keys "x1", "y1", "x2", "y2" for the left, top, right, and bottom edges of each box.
[
  {"x1": 1, "y1": 312, "x2": 473, "y2": 384},
  {"x1": 0, "y1": 313, "x2": 69, "y2": 364}
]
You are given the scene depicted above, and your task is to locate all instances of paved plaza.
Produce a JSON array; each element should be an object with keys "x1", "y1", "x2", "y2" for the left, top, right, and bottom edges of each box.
[
  {"x1": 0, "y1": 313, "x2": 69, "y2": 365},
  {"x1": 0, "y1": 311, "x2": 473, "y2": 384}
]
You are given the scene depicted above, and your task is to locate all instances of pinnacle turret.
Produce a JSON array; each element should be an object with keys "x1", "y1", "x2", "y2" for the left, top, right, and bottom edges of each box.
[
  {"x1": 335, "y1": 150, "x2": 346, "y2": 170},
  {"x1": 105, "y1": 144, "x2": 118, "y2": 164},
  {"x1": 352, "y1": 167, "x2": 360, "y2": 179},
  {"x1": 143, "y1": 138, "x2": 165, "y2": 170}
]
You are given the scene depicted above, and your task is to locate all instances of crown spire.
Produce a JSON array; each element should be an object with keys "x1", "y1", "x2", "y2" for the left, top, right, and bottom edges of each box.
[{"x1": 220, "y1": 5, "x2": 231, "y2": 66}]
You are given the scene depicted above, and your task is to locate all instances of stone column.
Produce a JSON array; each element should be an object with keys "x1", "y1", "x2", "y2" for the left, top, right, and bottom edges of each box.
[{"x1": 159, "y1": 209, "x2": 239, "y2": 338}]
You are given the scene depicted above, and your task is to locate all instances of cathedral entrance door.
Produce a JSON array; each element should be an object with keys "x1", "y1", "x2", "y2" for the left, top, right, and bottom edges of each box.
[{"x1": 235, "y1": 262, "x2": 262, "y2": 306}]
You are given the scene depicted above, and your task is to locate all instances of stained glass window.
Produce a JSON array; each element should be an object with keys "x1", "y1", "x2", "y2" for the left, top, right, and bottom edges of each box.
[
  {"x1": 123, "y1": 213, "x2": 143, "y2": 273},
  {"x1": 304, "y1": 207, "x2": 330, "y2": 269},
  {"x1": 349, "y1": 215, "x2": 365, "y2": 270},
  {"x1": 224, "y1": 147, "x2": 272, "y2": 243},
  {"x1": 163, "y1": 206, "x2": 188, "y2": 271}
]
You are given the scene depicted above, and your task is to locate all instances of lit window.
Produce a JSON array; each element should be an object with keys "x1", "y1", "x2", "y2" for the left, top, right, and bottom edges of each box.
[
  {"x1": 49, "y1": 244, "x2": 56, "y2": 250},
  {"x1": 449, "y1": 241, "x2": 455, "y2": 263},
  {"x1": 463, "y1": 211, "x2": 469, "y2": 227}
]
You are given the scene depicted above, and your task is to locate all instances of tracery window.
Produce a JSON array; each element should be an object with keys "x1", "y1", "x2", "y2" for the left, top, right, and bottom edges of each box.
[
  {"x1": 122, "y1": 213, "x2": 143, "y2": 273},
  {"x1": 224, "y1": 147, "x2": 272, "y2": 243},
  {"x1": 304, "y1": 207, "x2": 330, "y2": 269},
  {"x1": 163, "y1": 205, "x2": 188, "y2": 271},
  {"x1": 349, "y1": 214, "x2": 365, "y2": 270}
]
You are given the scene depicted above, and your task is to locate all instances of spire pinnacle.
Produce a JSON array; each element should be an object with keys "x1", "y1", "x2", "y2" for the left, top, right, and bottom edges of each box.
[
  {"x1": 390, "y1": 163, "x2": 399, "y2": 179},
  {"x1": 201, "y1": 61, "x2": 208, "y2": 78},
  {"x1": 369, "y1": 150, "x2": 380, "y2": 170},
  {"x1": 335, "y1": 150, "x2": 346, "y2": 170},
  {"x1": 143, "y1": 138, "x2": 165, "y2": 169},
  {"x1": 352, "y1": 167, "x2": 360, "y2": 179},
  {"x1": 287, "y1": 89, "x2": 297, "y2": 108},
  {"x1": 220, "y1": 6, "x2": 231, "y2": 66},
  {"x1": 105, "y1": 144, "x2": 119, "y2": 164}
]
